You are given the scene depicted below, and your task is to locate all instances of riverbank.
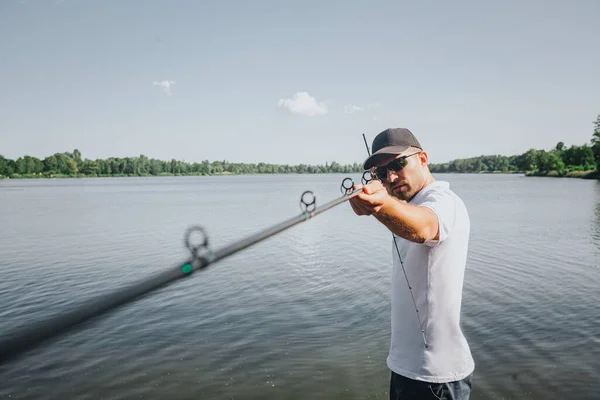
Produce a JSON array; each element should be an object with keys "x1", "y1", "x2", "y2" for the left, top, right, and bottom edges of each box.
[
  {"x1": 524, "y1": 170, "x2": 598, "y2": 179},
  {"x1": 2, "y1": 170, "x2": 599, "y2": 180},
  {"x1": 1, "y1": 172, "x2": 236, "y2": 179}
]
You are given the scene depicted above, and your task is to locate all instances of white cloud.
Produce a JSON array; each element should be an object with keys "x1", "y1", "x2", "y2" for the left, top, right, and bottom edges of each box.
[
  {"x1": 344, "y1": 104, "x2": 364, "y2": 114},
  {"x1": 367, "y1": 102, "x2": 381, "y2": 109},
  {"x1": 153, "y1": 80, "x2": 176, "y2": 96},
  {"x1": 278, "y1": 92, "x2": 328, "y2": 116}
]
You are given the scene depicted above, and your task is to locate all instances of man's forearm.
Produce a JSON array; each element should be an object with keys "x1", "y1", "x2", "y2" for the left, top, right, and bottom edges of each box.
[{"x1": 373, "y1": 198, "x2": 438, "y2": 243}]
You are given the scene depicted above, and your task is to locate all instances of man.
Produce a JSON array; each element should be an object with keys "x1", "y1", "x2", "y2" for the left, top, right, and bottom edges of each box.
[{"x1": 349, "y1": 128, "x2": 474, "y2": 400}]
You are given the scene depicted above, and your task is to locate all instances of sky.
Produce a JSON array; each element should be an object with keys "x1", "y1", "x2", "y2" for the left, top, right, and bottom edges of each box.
[{"x1": 1, "y1": 0, "x2": 599, "y2": 166}]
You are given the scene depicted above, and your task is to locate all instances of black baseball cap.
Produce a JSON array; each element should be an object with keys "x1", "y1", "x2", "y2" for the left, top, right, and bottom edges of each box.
[{"x1": 363, "y1": 128, "x2": 422, "y2": 169}]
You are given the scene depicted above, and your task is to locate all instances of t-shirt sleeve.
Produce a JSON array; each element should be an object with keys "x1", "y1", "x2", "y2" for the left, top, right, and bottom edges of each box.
[{"x1": 417, "y1": 189, "x2": 457, "y2": 246}]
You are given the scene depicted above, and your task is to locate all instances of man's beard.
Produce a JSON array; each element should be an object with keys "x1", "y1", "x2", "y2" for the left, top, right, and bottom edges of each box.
[{"x1": 387, "y1": 184, "x2": 412, "y2": 202}]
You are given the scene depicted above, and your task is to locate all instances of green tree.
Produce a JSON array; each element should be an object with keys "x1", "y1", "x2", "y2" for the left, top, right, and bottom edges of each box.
[
  {"x1": 43, "y1": 155, "x2": 58, "y2": 174},
  {"x1": 591, "y1": 113, "x2": 600, "y2": 170},
  {"x1": 15, "y1": 158, "x2": 25, "y2": 174},
  {"x1": 24, "y1": 156, "x2": 36, "y2": 174},
  {"x1": 562, "y1": 145, "x2": 595, "y2": 170},
  {"x1": 544, "y1": 152, "x2": 566, "y2": 175},
  {"x1": 73, "y1": 149, "x2": 82, "y2": 169},
  {"x1": 0, "y1": 155, "x2": 8, "y2": 176},
  {"x1": 518, "y1": 149, "x2": 538, "y2": 171},
  {"x1": 535, "y1": 151, "x2": 550, "y2": 172},
  {"x1": 54, "y1": 153, "x2": 78, "y2": 175},
  {"x1": 80, "y1": 159, "x2": 98, "y2": 175}
]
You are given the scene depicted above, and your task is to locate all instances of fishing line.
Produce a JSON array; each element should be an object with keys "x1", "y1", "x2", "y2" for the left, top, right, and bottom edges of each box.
[{"x1": 393, "y1": 236, "x2": 428, "y2": 348}]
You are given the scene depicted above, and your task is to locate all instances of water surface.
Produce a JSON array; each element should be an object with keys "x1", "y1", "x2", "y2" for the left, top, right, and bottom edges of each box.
[{"x1": 0, "y1": 174, "x2": 598, "y2": 399}]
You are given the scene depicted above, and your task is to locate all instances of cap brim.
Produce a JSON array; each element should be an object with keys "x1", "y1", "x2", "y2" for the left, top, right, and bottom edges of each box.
[{"x1": 363, "y1": 145, "x2": 410, "y2": 169}]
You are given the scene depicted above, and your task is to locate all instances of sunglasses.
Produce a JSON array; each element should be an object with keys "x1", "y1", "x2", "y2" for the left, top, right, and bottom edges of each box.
[{"x1": 373, "y1": 151, "x2": 421, "y2": 181}]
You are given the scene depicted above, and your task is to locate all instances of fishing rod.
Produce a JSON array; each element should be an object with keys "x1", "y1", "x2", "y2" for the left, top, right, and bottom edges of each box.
[{"x1": 0, "y1": 173, "x2": 373, "y2": 367}]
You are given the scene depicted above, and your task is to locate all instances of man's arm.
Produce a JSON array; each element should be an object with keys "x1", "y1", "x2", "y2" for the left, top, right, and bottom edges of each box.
[
  {"x1": 349, "y1": 181, "x2": 439, "y2": 244},
  {"x1": 373, "y1": 198, "x2": 439, "y2": 244}
]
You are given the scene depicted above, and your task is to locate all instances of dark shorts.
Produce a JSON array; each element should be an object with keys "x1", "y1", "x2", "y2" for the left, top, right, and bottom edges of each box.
[{"x1": 390, "y1": 370, "x2": 473, "y2": 400}]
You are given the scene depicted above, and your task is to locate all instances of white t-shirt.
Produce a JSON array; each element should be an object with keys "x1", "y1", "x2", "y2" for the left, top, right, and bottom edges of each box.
[{"x1": 386, "y1": 180, "x2": 474, "y2": 383}]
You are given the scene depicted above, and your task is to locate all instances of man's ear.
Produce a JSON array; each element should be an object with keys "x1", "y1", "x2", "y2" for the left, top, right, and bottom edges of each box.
[{"x1": 418, "y1": 151, "x2": 429, "y2": 165}]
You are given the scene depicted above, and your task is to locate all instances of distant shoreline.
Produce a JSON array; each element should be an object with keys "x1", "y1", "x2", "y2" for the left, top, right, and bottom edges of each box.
[
  {"x1": 2, "y1": 169, "x2": 598, "y2": 180},
  {"x1": 3, "y1": 112, "x2": 600, "y2": 180}
]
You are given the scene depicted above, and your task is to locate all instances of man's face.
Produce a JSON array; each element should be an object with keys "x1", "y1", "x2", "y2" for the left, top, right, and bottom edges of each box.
[{"x1": 373, "y1": 149, "x2": 427, "y2": 201}]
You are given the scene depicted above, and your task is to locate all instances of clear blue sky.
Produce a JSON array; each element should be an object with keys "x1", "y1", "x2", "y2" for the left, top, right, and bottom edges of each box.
[{"x1": 1, "y1": 0, "x2": 598, "y2": 165}]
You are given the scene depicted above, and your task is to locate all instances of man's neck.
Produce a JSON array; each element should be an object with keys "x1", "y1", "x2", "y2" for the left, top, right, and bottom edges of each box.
[{"x1": 407, "y1": 173, "x2": 436, "y2": 202}]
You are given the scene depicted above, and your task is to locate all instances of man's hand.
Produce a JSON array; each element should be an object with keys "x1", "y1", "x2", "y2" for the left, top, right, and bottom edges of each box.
[
  {"x1": 349, "y1": 180, "x2": 391, "y2": 216},
  {"x1": 349, "y1": 179, "x2": 441, "y2": 243}
]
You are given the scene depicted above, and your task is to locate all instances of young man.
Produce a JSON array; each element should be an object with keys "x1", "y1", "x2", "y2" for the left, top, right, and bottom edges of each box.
[{"x1": 349, "y1": 128, "x2": 474, "y2": 400}]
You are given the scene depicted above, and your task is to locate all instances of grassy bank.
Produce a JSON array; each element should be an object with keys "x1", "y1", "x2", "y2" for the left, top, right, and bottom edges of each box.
[
  {"x1": 524, "y1": 170, "x2": 597, "y2": 178},
  {"x1": 0, "y1": 172, "x2": 237, "y2": 179}
]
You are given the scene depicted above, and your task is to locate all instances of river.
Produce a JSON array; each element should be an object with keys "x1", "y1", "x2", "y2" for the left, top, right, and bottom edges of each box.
[{"x1": 0, "y1": 173, "x2": 598, "y2": 399}]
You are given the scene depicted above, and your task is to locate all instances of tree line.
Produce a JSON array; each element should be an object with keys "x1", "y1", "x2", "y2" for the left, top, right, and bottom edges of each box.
[
  {"x1": 427, "y1": 143, "x2": 595, "y2": 175},
  {"x1": 0, "y1": 150, "x2": 363, "y2": 178},
  {"x1": 2, "y1": 113, "x2": 599, "y2": 179},
  {"x1": 428, "y1": 113, "x2": 600, "y2": 177}
]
